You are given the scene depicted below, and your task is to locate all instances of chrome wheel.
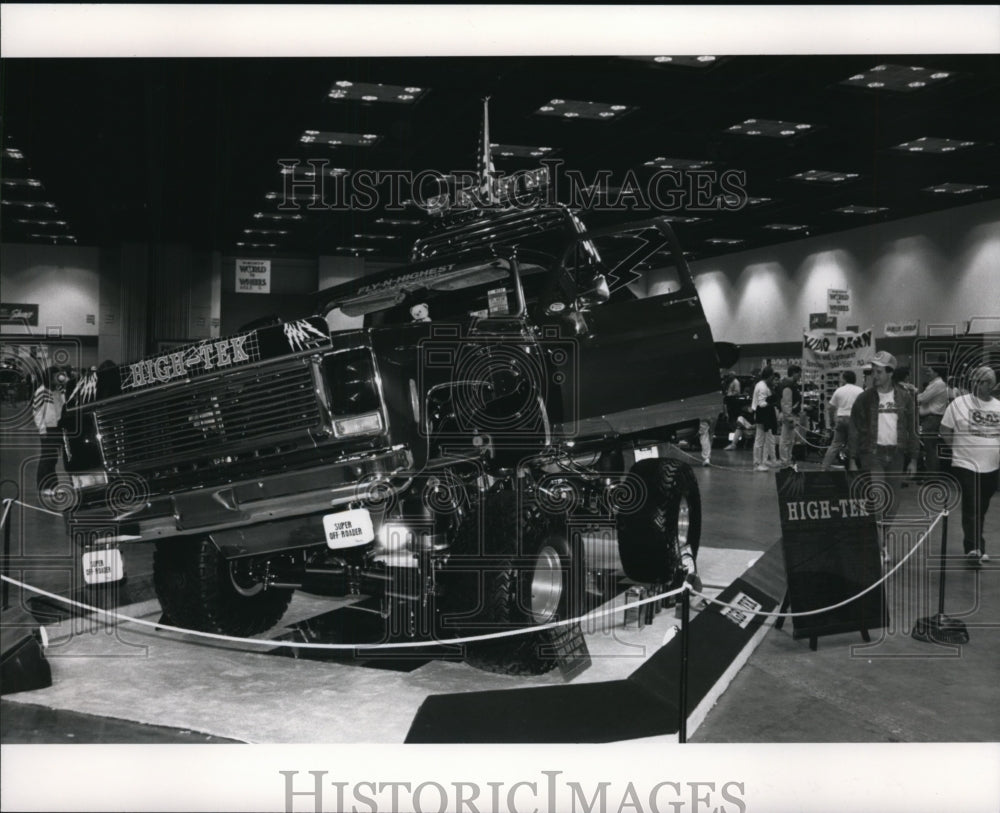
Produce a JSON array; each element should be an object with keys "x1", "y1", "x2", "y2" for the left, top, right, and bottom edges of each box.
[{"x1": 529, "y1": 544, "x2": 564, "y2": 623}]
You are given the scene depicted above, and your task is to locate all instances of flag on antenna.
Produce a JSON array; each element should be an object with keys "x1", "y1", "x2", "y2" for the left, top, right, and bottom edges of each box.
[{"x1": 477, "y1": 97, "x2": 498, "y2": 206}]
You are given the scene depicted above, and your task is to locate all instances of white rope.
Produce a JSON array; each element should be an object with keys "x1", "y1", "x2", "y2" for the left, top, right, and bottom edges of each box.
[
  {"x1": 690, "y1": 511, "x2": 945, "y2": 619},
  {"x1": 0, "y1": 573, "x2": 686, "y2": 651},
  {"x1": 1, "y1": 497, "x2": 65, "y2": 520}
]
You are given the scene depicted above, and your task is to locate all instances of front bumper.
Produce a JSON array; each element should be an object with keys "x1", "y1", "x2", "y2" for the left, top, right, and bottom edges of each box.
[{"x1": 67, "y1": 446, "x2": 414, "y2": 543}]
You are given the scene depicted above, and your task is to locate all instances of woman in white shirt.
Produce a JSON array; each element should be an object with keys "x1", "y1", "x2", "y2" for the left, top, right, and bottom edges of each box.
[
  {"x1": 751, "y1": 366, "x2": 779, "y2": 471},
  {"x1": 940, "y1": 365, "x2": 1000, "y2": 567}
]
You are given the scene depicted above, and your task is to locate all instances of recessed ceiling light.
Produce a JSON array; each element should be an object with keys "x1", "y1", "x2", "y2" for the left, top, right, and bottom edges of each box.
[
  {"x1": 642, "y1": 156, "x2": 714, "y2": 170},
  {"x1": 244, "y1": 228, "x2": 288, "y2": 235},
  {"x1": 2, "y1": 178, "x2": 42, "y2": 188},
  {"x1": 488, "y1": 143, "x2": 559, "y2": 159},
  {"x1": 624, "y1": 56, "x2": 722, "y2": 69},
  {"x1": 335, "y1": 246, "x2": 378, "y2": 254},
  {"x1": 893, "y1": 136, "x2": 981, "y2": 153},
  {"x1": 298, "y1": 130, "x2": 381, "y2": 147},
  {"x1": 836, "y1": 205, "x2": 889, "y2": 215},
  {"x1": 791, "y1": 170, "x2": 861, "y2": 183},
  {"x1": 352, "y1": 233, "x2": 400, "y2": 240},
  {"x1": 253, "y1": 212, "x2": 303, "y2": 221},
  {"x1": 15, "y1": 218, "x2": 67, "y2": 226},
  {"x1": 1, "y1": 199, "x2": 57, "y2": 209},
  {"x1": 728, "y1": 119, "x2": 816, "y2": 138},
  {"x1": 662, "y1": 215, "x2": 707, "y2": 224},
  {"x1": 29, "y1": 233, "x2": 76, "y2": 242},
  {"x1": 375, "y1": 217, "x2": 422, "y2": 226},
  {"x1": 4, "y1": 147, "x2": 25, "y2": 159},
  {"x1": 840, "y1": 64, "x2": 956, "y2": 92},
  {"x1": 706, "y1": 237, "x2": 744, "y2": 245},
  {"x1": 922, "y1": 183, "x2": 989, "y2": 195},
  {"x1": 764, "y1": 223, "x2": 808, "y2": 231},
  {"x1": 535, "y1": 99, "x2": 636, "y2": 120}
]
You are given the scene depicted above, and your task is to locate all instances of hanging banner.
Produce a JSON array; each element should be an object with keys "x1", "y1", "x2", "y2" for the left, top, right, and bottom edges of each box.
[
  {"x1": 884, "y1": 320, "x2": 919, "y2": 338},
  {"x1": 827, "y1": 288, "x2": 850, "y2": 315},
  {"x1": 236, "y1": 259, "x2": 271, "y2": 294},
  {"x1": 802, "y1": 328, "x2": 875, "y2": 373}
]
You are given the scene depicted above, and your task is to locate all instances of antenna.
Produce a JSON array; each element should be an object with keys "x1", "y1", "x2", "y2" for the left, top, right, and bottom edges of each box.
[{"x1": 477, "y1": 97, "x2": 497, "y2": 206}]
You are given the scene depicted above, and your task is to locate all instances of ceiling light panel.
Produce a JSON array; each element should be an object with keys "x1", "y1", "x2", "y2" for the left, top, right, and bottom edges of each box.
[
  {"x1": 727, "y1": 119, "x2": 815, "y2": 138},
  {"x1": 1, "y1": 199, "x2": 58, "y2": 210},
  {"x1": 328, "y1": 81, "x2": 427, "y2": 103},
  {"x1": 642, "y1": 156, "x2": 714, "y2": 170},
  {"x1": 706, "y1": 237, "x2": 744, "y2": 245},
  {"x1": 2, "y1": 178, "x2": 43, "y2": 188},
  {"x1": 535, "y1": 99, "x2": 635, "y2": 120},
  {"x1": 836, "y1": 205, "x2": 889, "y2": 215},
  {"x1": 840, "y1": 64, "x2": 954, "y2": 93},
  {"x1": 923, "y1": 183, "x2": 989, "y2": 195},
  {"x1": 490, "y1": 143, "x2": 558, "y2": 158},
  {"x1": 299, "y1": 131, "x2": 380, "y2": 147},
  {"x1": 622, "y1": 56, "x2": 720, "y2": 68},
  {"x1": 352, "y1": 233, "x2": 400, "y2": 240},
  {"x1": 764, "y1": 223, "x2": 808, "y2": 232},
  {"x1": 791, "y1": 170, "x2": 861, "y2": 183},
  {"x1": 375, "y1": 217, "x2": 422, "y2": 226},
  {"x1": 893, "y1": 137, "x2": 981, "y2": 154},
  {"x1": 253, "y1": 212, "x2": 303, "y2": 221}
]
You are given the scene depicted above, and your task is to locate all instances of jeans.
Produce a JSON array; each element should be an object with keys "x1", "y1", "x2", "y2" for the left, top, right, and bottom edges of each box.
[
  {"x1": 856, "y1": 445, "x2": 906, "y2": 523},
  {"x1": 822, "y1": 416, "x2": 850, "y2": 470},
  {"x1": 779, "y1": 417, "x2": 798, "y2": 466},
  {"x1": 951, "y1": 465, "x2": 999, "y2": 555}
]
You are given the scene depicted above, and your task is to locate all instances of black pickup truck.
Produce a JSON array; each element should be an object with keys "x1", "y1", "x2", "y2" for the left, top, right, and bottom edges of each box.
[{"x1": 62, "y1": 201, "x2": 732, "y2": 674}]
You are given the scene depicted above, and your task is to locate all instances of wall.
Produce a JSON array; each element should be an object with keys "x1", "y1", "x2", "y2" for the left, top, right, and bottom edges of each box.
[
  {"x1": 1, "y1": 244, "x2": 101, "y2": 336},
  {"x1": 681, "y1": 200, "x2": 1000, "y2": 347}
]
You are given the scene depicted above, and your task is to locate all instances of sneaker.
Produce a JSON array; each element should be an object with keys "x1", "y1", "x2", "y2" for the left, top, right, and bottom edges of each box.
[
  {"x1": 702, "y1": 459, "x2": 711, "y2": 467},
  {"x1": 980, "y1": 553, "x2": 991, "y2": 564},
  {"x1": 754, "y1": 465, "x2": 770, "y2": 472},
  {"x1": 967, "y1": 550, "x2": 983, "y2": 567},
  {"x1": 723, "y1": 444, "x2": 736, "y2": 451}
]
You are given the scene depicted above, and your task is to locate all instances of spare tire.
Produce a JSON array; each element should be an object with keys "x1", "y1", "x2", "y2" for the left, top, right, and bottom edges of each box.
[{"x1": 616, "y1": 457, "x2": 701, "y2": 586}]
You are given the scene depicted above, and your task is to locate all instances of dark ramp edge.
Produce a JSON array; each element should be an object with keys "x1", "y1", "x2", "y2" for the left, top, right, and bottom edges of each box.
[{"x1": 405, "y1": 542, "x2": 783, "y2": 744}]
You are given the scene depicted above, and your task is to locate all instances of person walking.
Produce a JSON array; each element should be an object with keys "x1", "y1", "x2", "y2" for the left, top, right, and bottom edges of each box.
[
  {"x1": 940, "y1": 365, "x2": 999, "y2": 568},
  {"x1": 752, "y1": 366, "x2": 779, "y2": 472},
  {"x1": 31, "y1": 365, "x2": 67, "y2": 496},
  {"x1": 821, "y1": 369, "x2": 863, "y2": 470},
  {"x1": 848, "y1": 351, "x2": 921, "y2": 561},
  {"x1": 917, "y1": 365, "x2": 950, "y2": 472},
  {"x1": 777, "y1": 365, "x2": 803, "y2": 469}
]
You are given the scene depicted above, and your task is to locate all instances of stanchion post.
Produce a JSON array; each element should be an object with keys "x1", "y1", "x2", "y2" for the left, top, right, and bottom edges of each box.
[
  {"x1": 936, "y1": 511, "x2": 949, "y2": 616},
  {"x1": 2, "y1": 498, "x2": 12, "y2": 610},
  {"x1": 678, "y1": 585, "x2": 690, "y2": 743}
]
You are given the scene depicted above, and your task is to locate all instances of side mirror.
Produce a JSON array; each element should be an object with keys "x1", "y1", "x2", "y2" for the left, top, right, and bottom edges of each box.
[{"x1": 576, "y1": 273, "x2": 610, "y2": 310}]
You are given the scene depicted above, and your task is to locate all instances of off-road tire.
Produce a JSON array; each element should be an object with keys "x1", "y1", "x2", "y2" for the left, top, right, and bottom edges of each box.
[
  {"x1": 153, "y1": 536, "x2": 293, "y2": 637},
  {"x1": 616, "y1": 457, "x2": 701, "y2": 586},
  {"x1": 441, "y1": 490, "x2": 584, "y2": 675}
]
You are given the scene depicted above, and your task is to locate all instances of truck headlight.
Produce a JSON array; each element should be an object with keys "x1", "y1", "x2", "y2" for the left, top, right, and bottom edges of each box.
[
  {"x1": 71, "y1": 472, "x2": 109, "y2": 489},
  {"x1": 333, "y1": 412, "x2": 382, "y2": 436}
]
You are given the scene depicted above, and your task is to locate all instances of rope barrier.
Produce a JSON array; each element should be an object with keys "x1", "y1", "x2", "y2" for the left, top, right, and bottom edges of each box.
[
  {"x1": 1, "y1": 497, "x2": 65, "y2": 519},
  {"x1": 691, "y1": 510, "x2": 945, "y2": 619},
  {"x1": 0, "y1": 572, "x2": 686, "y2": 651}
]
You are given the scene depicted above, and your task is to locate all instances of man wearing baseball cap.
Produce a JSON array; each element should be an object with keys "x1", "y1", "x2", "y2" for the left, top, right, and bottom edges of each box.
[
  {"x1": 848, "y1": 351, "x2": 921, "y2": 559},
  {"x1": 940, "y1": 365, "x2": 999, "y2": 567}
]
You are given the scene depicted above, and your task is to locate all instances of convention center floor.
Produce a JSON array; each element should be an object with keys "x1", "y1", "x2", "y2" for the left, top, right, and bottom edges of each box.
[{"x1": 2, "y1": 421, "x2": 998, "y2": 744}]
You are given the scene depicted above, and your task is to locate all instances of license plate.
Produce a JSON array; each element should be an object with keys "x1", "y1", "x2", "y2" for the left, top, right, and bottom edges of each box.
[
  {"x1": 323, "y1": 507, "x2": 374, "y2": 549},
  {"x1": 82, "y1": 548, "x2": 124, "y2": 585}
]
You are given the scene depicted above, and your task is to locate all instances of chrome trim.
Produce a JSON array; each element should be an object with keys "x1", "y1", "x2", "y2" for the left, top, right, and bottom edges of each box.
[{"x1": 555, "y1": 391, "x2": 720, "y2": 438}]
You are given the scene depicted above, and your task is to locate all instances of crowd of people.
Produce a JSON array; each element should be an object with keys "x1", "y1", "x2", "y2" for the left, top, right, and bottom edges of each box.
[{"x1": 719, "y1": 353, "x2": 999, "y2": 568}]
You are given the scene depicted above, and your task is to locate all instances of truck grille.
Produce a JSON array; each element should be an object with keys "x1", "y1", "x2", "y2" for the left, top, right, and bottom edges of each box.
[{"x1": 94, "y1": 360, "x2": 324, "y2": 473}]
